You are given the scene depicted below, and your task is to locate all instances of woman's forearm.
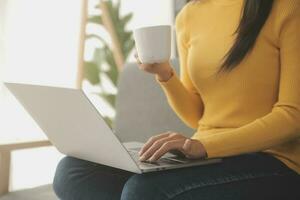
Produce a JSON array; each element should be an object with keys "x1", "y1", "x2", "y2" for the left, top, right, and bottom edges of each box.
[{"x1": 156, "y1": 67, "x2": 204, "y2": 129}]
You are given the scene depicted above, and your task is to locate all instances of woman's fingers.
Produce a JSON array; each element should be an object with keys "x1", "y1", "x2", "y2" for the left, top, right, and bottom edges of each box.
[
  {"x1": 134, "y1": 53, "x2": 158, "y2": 73},
  {"x1": 139, "y1": 133, "x2": 208, "y2": 162},
  {"x1": 139, "y1": 133, "x2": 182, "y2": 161},
  {"x1": 138, "y1": 131, "x2": 172, "y2": 156},
  {"x1": 135, "y1": 54, "x2": 156, "y2": 73},
  {"x1": 182, "y1": 139, "x2": 192, "y2": 154},
  {"x1": 148, "y1": 139, "x2": 185, "y2": 162},
  {"x1": 139, "y1": 64, "x2": 155, "y2": 72}
]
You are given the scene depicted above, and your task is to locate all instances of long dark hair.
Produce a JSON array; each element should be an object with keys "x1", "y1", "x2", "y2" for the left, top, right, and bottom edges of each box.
[{"x1": 190, "y1": 0, "x2": 274, "y2": 73}]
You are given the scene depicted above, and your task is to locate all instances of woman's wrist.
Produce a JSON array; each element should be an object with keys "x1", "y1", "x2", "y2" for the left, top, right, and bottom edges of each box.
[
  {"x1": 195, "y1": 140, "x2": 208, "y2": 159},
  {"x1": 156, "y1": 67, "x2": 174, "y2": 82}
]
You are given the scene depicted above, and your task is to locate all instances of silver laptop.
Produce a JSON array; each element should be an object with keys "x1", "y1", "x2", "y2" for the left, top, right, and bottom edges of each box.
[{"x1": 5, "y1": 83, "x2": 221, "y2": 174}]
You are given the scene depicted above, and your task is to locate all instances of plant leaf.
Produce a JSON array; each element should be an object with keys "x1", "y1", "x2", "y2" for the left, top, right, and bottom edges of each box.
[
  {"x1": 93, "y1": 48, "x2": 106, "y2": 68},
  {"x1": 103, "y1": 45, "x2": 117, "y2": 68},
  {"x1": 84, "y1": 62, "x2": 100, "y2": 85},
  {"x1": 123, "y1": 39, "x2": 135, "y2": 59},
  {"x1": 121, "y1": 13, "x2": 133, "y2": 26},
  {"x1": 103, "y1": 116, "x2": 113, "y2": 128},
  {"x1": 86, "y1": 34, "x2": 108, "y2": 45},
  {"x1": 100, "y1": 93, "x2": 116, "y2": 108},
  {"x1": 102, "y1": 45, "x2": 119, "y2": 85},
  {"x1": 106, "y1": 63, "x2": 119, "y2": 86},
  {"x1": 88, "y1": 15, "x2": 103, "y2": 25}
]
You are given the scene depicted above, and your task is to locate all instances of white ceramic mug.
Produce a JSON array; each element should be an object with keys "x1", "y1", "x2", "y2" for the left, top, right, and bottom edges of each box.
[{"x1": 133, "y1": 25, "x2": 171, "y2": 64}]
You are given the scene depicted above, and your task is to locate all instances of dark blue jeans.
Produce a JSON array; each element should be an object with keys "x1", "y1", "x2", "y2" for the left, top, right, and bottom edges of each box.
[{"x1": 53, "y1": 152, "x2": 300, "y2": 200}]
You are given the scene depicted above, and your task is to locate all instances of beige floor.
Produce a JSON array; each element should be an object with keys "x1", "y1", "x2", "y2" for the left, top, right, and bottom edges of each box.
[{"x1": 0, "y1": 185, "x2": 57, "y2": 200}]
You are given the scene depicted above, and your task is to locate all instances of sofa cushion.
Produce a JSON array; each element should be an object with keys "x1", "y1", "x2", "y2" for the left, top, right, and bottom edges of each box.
[{"x1": 114, "y1": 59, "x2": 194, "y2": 143}]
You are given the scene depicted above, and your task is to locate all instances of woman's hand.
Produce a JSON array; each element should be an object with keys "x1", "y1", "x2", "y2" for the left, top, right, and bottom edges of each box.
[
  {"x1": 134, "y1": 53, "x2": 173, "y2": 82},
  {"x1": 139, "y1": 132, "x2": 207, "y2": 162}
]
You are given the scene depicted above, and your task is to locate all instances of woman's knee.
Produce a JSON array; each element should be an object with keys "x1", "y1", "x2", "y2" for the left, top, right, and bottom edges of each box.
[
  {"x1": 53, "y1": 156, "x2": 133, "y2": 200},
  {"x1": 53, "y1": 157, "x2": 74, "y2": 198},
  {"x1": 121, "y1": 174, "x2": 166, "y2": 200},
  {"x1": 53, "y1": 156, "x2": 95, "y2": 199}
]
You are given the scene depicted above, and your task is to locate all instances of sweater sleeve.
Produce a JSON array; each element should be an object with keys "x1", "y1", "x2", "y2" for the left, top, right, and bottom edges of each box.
[
  {"x1": 156, "y1": 5, "x2": 204, "y2": 129},
  {"x1": 193, "y1": 9, "x2": 300, "y2": 158}
]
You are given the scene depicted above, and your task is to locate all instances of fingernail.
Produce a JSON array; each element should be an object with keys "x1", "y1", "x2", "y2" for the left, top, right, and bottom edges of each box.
[
  {"x1": 149, "y1": 157, "x2": 155, "y2": 162},
  {"x1": 139, "y1": 156, "x2": 145, "y2": 161}
]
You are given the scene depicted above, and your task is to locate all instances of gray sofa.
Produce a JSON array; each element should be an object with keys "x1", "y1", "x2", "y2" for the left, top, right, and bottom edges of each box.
[
  {"x1": 114, "y1": 59, "x2": 194, "y2": 143},
  {"x1": 0, "y1": 59, "x2": 193, "y2": 200}
]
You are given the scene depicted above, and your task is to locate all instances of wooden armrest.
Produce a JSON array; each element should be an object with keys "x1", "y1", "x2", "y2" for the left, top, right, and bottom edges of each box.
[
  {"x1": 0, "y1": 140, "x2": 52, "y2": 152},
  {"x1": 0, "y1": 140, "x2": 52, "y2": 196}
]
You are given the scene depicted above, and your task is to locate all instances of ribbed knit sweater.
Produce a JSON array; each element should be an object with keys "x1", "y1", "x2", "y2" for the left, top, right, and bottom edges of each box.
[{"x1": 157, "y1": 0, "x2": 300, "y2": 174}]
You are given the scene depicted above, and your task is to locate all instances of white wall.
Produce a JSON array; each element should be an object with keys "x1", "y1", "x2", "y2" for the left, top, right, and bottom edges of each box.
[
  {"x1": 0, "y1": 0, "x2": 8, "y2": 98},
  {"x1": 0, "y1": 0, "x2": 82, "y2": 141},
  {"x1": 0, "y1": 0, "x2": 82, "y2": 191},
  {"x1": 3, "y1": 0, "x2": 81, "y2": 87},
  {"x1": 121, "y1": 0, "x2": 174, "y2": 28}
]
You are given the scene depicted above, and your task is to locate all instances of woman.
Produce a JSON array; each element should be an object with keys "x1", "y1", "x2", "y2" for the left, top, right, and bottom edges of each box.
[{"x1": 53, "y1": 0, "x2": 300, "y2": 199}]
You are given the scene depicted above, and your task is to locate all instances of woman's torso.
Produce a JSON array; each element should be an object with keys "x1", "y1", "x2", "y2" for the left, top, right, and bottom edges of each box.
[{"x1": 182, "y1": 0, "x2": 300, "y2": 173}]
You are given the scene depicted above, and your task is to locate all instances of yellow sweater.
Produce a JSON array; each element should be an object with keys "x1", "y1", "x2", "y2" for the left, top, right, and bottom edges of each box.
[{"x1": 157, "y1": 0, "x2": 300, "y2": 174}]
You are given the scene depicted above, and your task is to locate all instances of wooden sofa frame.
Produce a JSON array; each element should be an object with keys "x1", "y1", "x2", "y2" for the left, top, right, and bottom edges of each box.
[{"x1": 0, "y1": 140, "x2": 52, "y2": 196}]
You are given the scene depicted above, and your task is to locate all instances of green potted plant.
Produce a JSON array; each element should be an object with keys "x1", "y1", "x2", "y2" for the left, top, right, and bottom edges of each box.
[{"x1": 84, "y1": 0, "x2": 135, "y2": 126}]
